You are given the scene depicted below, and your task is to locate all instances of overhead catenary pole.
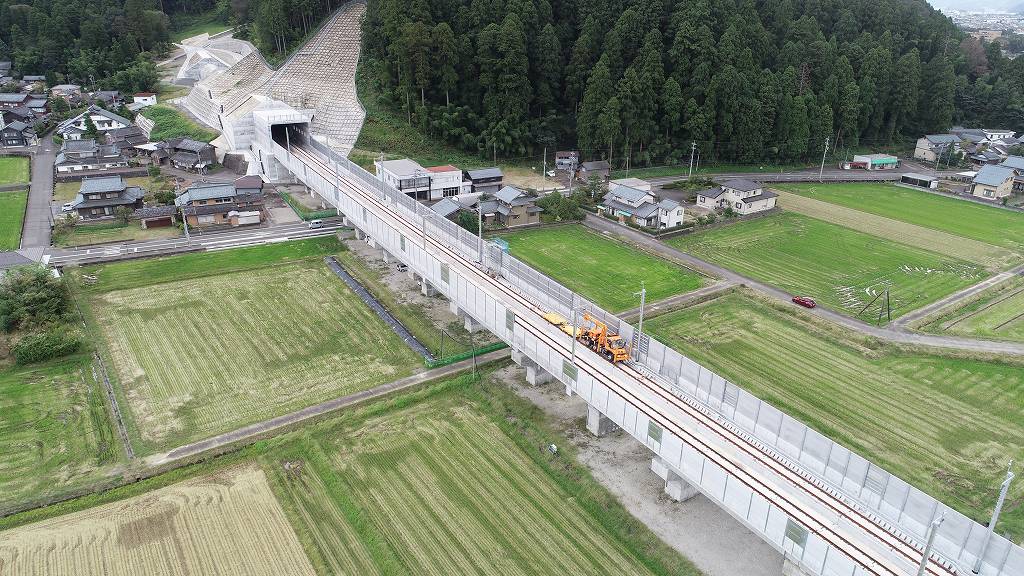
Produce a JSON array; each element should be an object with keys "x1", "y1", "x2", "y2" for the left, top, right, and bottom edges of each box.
[
  {"x1": 819, "y1": 135, "x2": 830, "y2": 182},
  {"x1": 542, "y1": 146, "x2": 547, "y2": 190},
  {"x1": 633, "y1": 281, "x2": 646, "y2": 362},
  {"x1": 477, "y1": 199, "x2": 484, "y2": 264},
  {"x1": 917, "y1": 513, "x2": 946, "y2": 576},
  {"x1": 973, "y1": 461, "x2": 1015, "y2": 574}
]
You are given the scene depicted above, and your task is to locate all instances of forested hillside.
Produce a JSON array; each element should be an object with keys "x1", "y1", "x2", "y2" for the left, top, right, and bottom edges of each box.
[{"x1": 359, "y1": 0, "x2": 1024, "y2": 165}]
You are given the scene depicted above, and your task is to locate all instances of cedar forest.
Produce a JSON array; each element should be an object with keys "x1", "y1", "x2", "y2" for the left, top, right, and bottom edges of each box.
[{"x1": 0, "y1": 0, "x2": 1021, "y2": 166}]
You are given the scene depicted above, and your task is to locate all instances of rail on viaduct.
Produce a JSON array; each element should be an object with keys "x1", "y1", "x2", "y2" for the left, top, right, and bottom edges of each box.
[{"x1": 251, "y1": 115, "x2": 1023, "y2": 576}]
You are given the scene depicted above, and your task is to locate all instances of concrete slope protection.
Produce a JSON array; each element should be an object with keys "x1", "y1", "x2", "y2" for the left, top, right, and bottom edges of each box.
[{"x1": 271, "y1": 136, "x2": 1023, "y2": 576}]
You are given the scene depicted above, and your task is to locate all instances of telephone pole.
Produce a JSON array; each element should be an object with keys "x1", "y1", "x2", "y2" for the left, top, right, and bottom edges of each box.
[
  {"x1": 819, "y1": 135, "x2": 830, "y2": 182},
  {"x1": 542, "y1": 146, "x2": 547, "y2": 189},
  {"x1": 688, "y1": 141, "x2": 696, "y2": 180}
]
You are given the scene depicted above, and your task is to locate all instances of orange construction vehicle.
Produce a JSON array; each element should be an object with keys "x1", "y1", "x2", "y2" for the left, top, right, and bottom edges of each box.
[{"x1": 579, "y1": 313, "x2": 631, "y2": 363}]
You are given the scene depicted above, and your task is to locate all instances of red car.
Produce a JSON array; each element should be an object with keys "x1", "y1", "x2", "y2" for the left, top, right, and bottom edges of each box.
[{"x1": 792, "y1": 296, "x2": 816, "y2": 309}]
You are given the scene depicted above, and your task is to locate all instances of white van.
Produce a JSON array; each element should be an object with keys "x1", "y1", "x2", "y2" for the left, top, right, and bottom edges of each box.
[{"x1": 308, "y1": 219, "x2": 324, "y2": 229}]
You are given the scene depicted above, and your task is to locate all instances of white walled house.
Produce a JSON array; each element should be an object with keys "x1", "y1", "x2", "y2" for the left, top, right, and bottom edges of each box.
[
  {"x1": 56, "y1": 106, "x2": 132, "y2": 140},
  {"x1": 600, "y1": 181, "x2": 684, "y2": 229},
  {"x1": 375, "y1": 158, "x2": 471, "y2": 201},
  {"x1": 696, "y1": 178, "x2": 778, "y2": 215},
  {"x1": 133, "y1": 92, "x2": 157, "y2": 107},
  {"x1": 971, "y1": 165, "x2": 1015, "y2": 200}
]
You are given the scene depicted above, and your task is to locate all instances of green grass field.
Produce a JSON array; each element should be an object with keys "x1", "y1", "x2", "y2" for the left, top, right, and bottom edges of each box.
[
  {"x1": 777, "y1": 182, "x2": 1024, "y2": 252},
  {"x1": 668, "y1": 212, "x2": 985, "y2": 318},
  {"x1": 170, "y1": 11, "x2": 230, "y2": 43},
  {"x1": 501, "y1": 225, "x2": 703, "y2": 312},
  {"x1": 0, "y1": 156, "x2": 29, "y2": 184},
  {"x1": 0, "y1": 190, "x2": 27, "y2": 250},
  {"x1": 140, "y1": 105, "x2": 218, "y2": 142},
  {"x1": 645, "y1": 293, "x2": 1024, "y2": 539},
  {"x1": 919, "y1": 277, "x2": 1024, "y2": 341},
  {"x1": 0, "y1": 355, "x2": 120, "y2": 511},
  {"x1": 54, "y1": 222, "x2": 180, "y2": 248},
  {"x1": 78, "y1": 236, "x2": 344, "y2": 293},
  {"x1": 90, "y1": 259, "x2": 421, "y2": 452}
]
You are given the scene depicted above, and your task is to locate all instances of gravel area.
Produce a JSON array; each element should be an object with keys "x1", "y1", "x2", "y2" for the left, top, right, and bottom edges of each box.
[{"x1": 496, "y1": 365, "x2": 782, "y2": 576}]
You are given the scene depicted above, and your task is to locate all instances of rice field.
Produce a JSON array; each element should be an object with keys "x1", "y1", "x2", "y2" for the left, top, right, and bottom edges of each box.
[
  {"x1": 271, "y1": 398, "x2": 679, "y2": 575},
  {"x1": 0, "y1": 357, "x2": 119, "y2": 512},
  {"x1": 773, "y1": 188, "x2": 1018, "y2": 270},
  {"x1": 0, "y1": 156, "x2": 29, "y2": 184},
  {"x1": 91, "y1": 260, "x2": 421, "y2": 452},
  {"x1": 776, "y1": 182, "x2": 1024, "y2": 253},
  {"x1": 645, "y1": 293, "x2": 1024, "y2": 539},
  {"x1": 0, "y1": 466, "x2": 316, "y2": 575},
  {"x1": 667, "y1": 212, "x2": 986, "y2": 318},
  {"x1": 919, "y1": 277, "x2": 1024, "y2": 342},
  {"x1": 500, "y1": 225, "x2": 703, "y2": 312}
]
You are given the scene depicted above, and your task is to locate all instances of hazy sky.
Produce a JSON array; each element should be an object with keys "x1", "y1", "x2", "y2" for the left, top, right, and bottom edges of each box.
[{"x1": 928, "y1": 0, "x2": 1020, "y2": 11}]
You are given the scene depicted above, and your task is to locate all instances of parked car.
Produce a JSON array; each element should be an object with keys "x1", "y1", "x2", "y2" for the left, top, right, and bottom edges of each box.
[
  {"x1": 308, "y1": 219, "x2": 323, "y2": 229},
  {"x1": 792, "y1": 296, "x2": 816, "y2": 309},
  {"x1": 61, "y1": 202, "x2": 76, "y2": 212}
]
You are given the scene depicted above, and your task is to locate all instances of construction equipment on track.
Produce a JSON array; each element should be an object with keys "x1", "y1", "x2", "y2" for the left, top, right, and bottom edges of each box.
[{"x1": 545, "y1": 311, "x2": 630, "y2": 363}]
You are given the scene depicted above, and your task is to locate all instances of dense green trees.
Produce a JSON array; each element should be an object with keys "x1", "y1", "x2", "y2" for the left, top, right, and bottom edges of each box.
[
  {"x1": 361, "y1": 0, "x2": 1024, "y2": 165},
  {"x1": 0, "y1": 0, "x2": 168, "y2": 92}
]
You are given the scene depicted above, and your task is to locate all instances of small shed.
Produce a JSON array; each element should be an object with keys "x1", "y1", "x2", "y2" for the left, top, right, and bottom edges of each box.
[
  {"x1": 134, "y1": 205, "x2": 178, "y2": 228},
  {"x1": 900, "y1": 173, "x2": 938, "y2": 189}
]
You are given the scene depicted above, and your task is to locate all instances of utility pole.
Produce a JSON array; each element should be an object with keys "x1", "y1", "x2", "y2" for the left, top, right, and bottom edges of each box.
[
  {"x1": 542, "y1": 146, "x2": 547, "y2": 189},
  {"x1": 477, "y1": 200, "x2": 484, "y2": 264},
  {"x1": 917, "y1": 513, "x2": 946, "y2": 576},
  {"x1": 819, "y1": 135, "x2": 830, "y2": 182},
  {"x1": 568, "y1": 157, "x2": 577, "y2": 196},
  {"x1": 688, "y1": 141, "x2": 696, "y2": 180},
  {"x1": 973, "y1": 461, "x2": 1015, "y2": 574},
  {"x1": 633, "y1": 281, "x2": 646, "y2": 362}
]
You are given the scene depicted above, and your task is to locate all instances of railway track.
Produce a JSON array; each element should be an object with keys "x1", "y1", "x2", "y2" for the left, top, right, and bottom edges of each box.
[{"x1": 290, "y1": 143, "x2": 954, "y2": 576}]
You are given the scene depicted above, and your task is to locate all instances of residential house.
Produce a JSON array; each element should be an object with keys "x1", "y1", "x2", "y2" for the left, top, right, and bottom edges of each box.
[
  {"x1": 56, "y1": 105, "x2": 132, "y2": 140},
  {"x1": 175, "y1": 181, "x2": 265, "y2": 227},
  {"x1": 914, "y1": 134, "x2": 961, "y2": 162},
  {"x1": 68, "y1": 175, "x2": 144, "y2": 220},
  {"x1": 600, "y1": 181, "x2": 684, "y2": 229},
  {"x1": 21, "y1": 75, "x2": 45, "y2": 84},
  {"x1": 375, "y1": 158, "x2": 432, "y2": 200},
  {"x1": 555, "y1": 151, "x2": 578, "y2": 170},
  {"x1": 50, "y1": 84, "x2": 82, "y2": 101},
  {"x1": 696, "y1": 178, "x2": 778, "y2": 215},
  {"x1": 91, "y1": 91, "x2": 122, "y2": 107},
  {"x1": 104, "y1": 126, "x2": 149, "y2": 153},
  {"x1": 0, "y1": 62, "x2": 11, "y2": 77},
  {"x1": 491, "y1": 186, "x2": 543, "y2": 227},
  {"x1": 578, "y1": 160, "x2": 610, "y2": 181},
  {"x1": 0, "y1": 121, "x2": 36, "y2": 147},
  {"x1": 1, "y1": 106, "x2": 35, "y2": 127},
  {"x1": 233, "y1": 175, "x2": 265, "y2": 195},
  {"x1": 54, "y1": 138, "x2": 129, "y2": 174},
  {"x1": 24, "y1": 96, "x2": 47, "y2": 116},
  {"x1": 970, "y1": 165, "x2": 1016, "y2": 200},
  {"x1": 427, "y1": 164, "x2": 472, "y2": 198},
  {"x1": 1000, "y1": 156, "x2": 1024, "y2": 194},
  {"x1": 850, "y1": 153, "x2": 900, "y2": 170},
  {"x1": 464, "y1": 167, "x2": 504, "y2": 195},
  {"x1": 951, "y1": 127, "x2": 1017, "y2": 143},
  {"x1": 0, "y1": 93, "x2": 31, "y2": 110},
  {"x1": 132, "y1": 92, "x2": 157, "y2": 108},
  {"x1": 150, "y1": 138, "x2": 216, "y2": 172}
]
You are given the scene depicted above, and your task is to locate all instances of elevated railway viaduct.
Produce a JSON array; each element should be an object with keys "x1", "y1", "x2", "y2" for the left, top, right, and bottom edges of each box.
[{"x1": 252, "y1": 115, "x2": 1023, "y2": 576}]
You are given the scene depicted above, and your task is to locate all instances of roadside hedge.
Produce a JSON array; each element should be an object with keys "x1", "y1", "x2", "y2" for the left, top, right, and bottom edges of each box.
[{"x1": 13, "y1": 329, "x2": 81, "y2": 365}]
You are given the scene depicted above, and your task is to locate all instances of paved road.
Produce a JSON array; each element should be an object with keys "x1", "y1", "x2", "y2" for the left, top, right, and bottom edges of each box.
[
  {"x1": 583, "y1": 214, "x2": 1024, "y2": 355},
  {"x1": 22, "y1": 140, "x2": 55, "y2": 248},
  {"x1": 145, "y1": 348, "x2": 509, "y2": 467},
  {"x1": 47, "y1": 219, "x2": 347, "y2": 265}
]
